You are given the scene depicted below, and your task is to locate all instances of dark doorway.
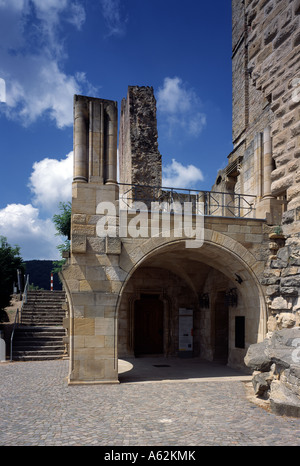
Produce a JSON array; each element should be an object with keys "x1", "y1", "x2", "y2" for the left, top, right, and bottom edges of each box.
[
  {"x1": 134, "y1": 294, "x2": 164, "y2": 356},
  {"x1": 214, "y1": 291, "x2": 229, "y2": 363}
]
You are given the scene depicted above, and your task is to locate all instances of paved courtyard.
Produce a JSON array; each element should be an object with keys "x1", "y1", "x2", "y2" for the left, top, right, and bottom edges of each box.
[{"x1": 1, "y1": 358, "x2": 300, "y2": 447}]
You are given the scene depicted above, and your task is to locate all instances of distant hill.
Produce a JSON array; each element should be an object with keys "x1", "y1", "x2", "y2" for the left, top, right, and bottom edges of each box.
[{"x1": 24, "y1": 260, "x2": 62, "y2": 291}]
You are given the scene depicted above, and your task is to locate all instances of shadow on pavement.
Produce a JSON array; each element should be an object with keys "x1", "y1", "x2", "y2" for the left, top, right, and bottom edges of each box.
[{"x1": 118, "y1": 357, "x2": 252, "y2": 384}]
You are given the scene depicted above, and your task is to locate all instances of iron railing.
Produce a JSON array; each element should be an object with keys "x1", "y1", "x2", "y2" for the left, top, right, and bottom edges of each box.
[
  {"x1": 118, "y1": 183, "x2": 256, "y2": 218},
  {"x1": 10, "y1": 274, "x2": 29, "y2": 361}
]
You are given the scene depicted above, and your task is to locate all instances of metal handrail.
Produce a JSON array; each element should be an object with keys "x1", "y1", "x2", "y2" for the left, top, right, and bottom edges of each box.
[
  {"x1": 10, "y1": 274, "x2": 29, "y2": 362},
  {"x1": 118, "y1": 183, "x2": 257, "y2": 219},
  {"x1": 10, "y1": 308, "x2": 20, "y2": 362},
  {"x1": 20, "y1": 274, "x2": 30, "y2": 323}
]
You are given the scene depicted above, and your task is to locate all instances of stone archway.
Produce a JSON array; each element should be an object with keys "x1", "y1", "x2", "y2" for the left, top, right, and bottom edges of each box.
[{"x1": 116, "y1": 231, "x2": 267, "y2": 372}]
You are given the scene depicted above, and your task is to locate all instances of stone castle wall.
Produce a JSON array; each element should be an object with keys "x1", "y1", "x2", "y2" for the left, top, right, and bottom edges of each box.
[
  {"x1": 220, "y1": 0, "x2": 300, "y2": 331},
  {"x1": 245, "y1": 0, "x2": 300, "y2": 211},
  {"x1": 230, "y1": 0, "x2": 300, "y2": 216},
  {"x1": 61, "y1": 2, "x2": 300, "y2": 384}
]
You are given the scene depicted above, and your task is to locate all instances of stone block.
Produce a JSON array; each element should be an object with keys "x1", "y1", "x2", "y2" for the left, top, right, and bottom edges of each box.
[
  {"x1": 84, "y1": 335, "x2": 105, "y2": 348},
  {"x1": 71, "y1": 235, "x2": 86, "y2": 253},
  {"x1": 271, "y1": 174, "x2": 294, "y2": 195},
  {"x1": 270, "y1": 297, "x2": 292, "y2": 311},
  {"x1": 79, "y1": 280, "x2": 110, "y2": 292},
  {"x1": 244, "y1": 340, "x2": 272, "y2": 372},
  {"x1": 62, "y1": 264, "x2": 86, "y2": 281},
  {"x1": 252, "y1": 371, "x2": 273, "y2": 396},
  {"x1": 105, "y1": 236, "x2": 121, "y2": 254},
  {"x1": 269, "y1": 380, "x2": 300, "y2": 417},
  {"x1": 72, "y1": 224, "x2": 96, "y2": 236},
  {"x1": 95, "y1": 317, "x2": 115, "y2": 336},
  {"x1": 73, "y1": 214, "x2": 87, "y2": 224},
  {"x1": 74, "y1": 318, "x2": 95, "y2": 336},
  {"x1": 87, "y1": 237, "x2": 105, "y2": 253},
  {"x1": 86, "y1": 266, "x2": 107, "y2": 281},
  {"x1": 104, "y1": 266, "x2": 127, "y2": 282}
]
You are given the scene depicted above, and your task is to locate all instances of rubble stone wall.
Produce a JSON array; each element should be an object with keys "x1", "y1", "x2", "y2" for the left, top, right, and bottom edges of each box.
[
  {"x1": 245, "y1": 0, "x2": 300, "y2": 212},
  {"x1": 119, "y1": 86, "x2": 162, "y2": 187},
  {"x1": 228, "y1": 0, "x2": 300, "y2": 334}
]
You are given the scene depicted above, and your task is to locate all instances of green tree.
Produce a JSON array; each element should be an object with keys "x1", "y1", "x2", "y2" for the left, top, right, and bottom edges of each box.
[
  {"x1": 52, "y1": 201, "x2": 71, "y2": 274},
  {"x1": 0, "y1": 236, "x2": 24, "y2": 316},
  {"x1": 52, "y1": 201, "x2": 71, "y2": 240}
]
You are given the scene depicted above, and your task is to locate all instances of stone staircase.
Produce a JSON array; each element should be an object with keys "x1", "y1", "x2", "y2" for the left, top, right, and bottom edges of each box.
[{"x1": 12, "y1": 290, "x2": 67, "y2": 361}]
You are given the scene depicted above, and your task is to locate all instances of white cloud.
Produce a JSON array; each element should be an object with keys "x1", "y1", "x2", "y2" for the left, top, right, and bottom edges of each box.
[
  {"x1": 157, "y1": 77, "x2": 206, "y2": 137},
  {"x1": 162, "y1": 158, "x2": 204, "y2": 189},
  {"x1": 0, "y1": 78, "x2": 6, "y2": 102},
  {"x1": 0, "y1": 150, "x2": 73, "y2": 260},
  {"x1": 0, "y1": 0, "x2": 92, "y2": 128},
  {"x1": 0, "y1": 204, "x2": 61, "y2": 260},
  {"x1": 101, "y1": 0, "x2": 127, "y2": 37},
  {"x1": 68, "y1": 2, "x2": 86, "y2": 30},
  {"x1": 28, "y1": 152, "x2": 73, "y2": 213}
]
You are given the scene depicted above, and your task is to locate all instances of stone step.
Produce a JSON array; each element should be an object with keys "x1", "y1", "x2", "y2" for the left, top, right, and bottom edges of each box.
[
  {"x1": 14, "y1": 341, "x2": 64, "y2": 347},
  {"x1": 25, "y1": 300, "x2": 65, "y2": 304},
  {"x1": 12, "y1": 325, "x2": 66, "y2": 361},
  {"x1": 24, "y1": 309, "x2": 65, "y2": 313},
  {"x1": 22, "y1": 314, "x2": 65, "y2": 318},
  {"x1": 21, "y1": 322, "x2": 64, "y2": 326},
  {"x1": 27, "y1": 292, "x2": 65, "y2": 294},
  {"x1": 12, "y1": 351, "x2": 65, "y2": 361},
  {"x1": 21, "y1": 319, "x2": 65, "y2": 323},
  {"x1": 12, "y1": 290, "x2": 67, "y2": 361},
  {"x1": 14, "y1": 326, "x2": 65, "y2": 334}
]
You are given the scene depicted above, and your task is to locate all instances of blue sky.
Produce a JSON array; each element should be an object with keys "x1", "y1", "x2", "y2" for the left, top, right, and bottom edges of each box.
[{"x1": 0, "y1": 0, "x2": 232, "y2": 260}]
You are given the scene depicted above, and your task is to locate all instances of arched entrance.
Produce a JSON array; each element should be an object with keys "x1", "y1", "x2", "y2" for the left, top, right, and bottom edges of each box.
[{"x1": 117, "y1": 234, "x2": 267, "y2": 372}]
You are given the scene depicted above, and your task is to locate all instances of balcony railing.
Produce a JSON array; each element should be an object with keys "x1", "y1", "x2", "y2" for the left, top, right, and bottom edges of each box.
[{"x1": 118, "y1": 183, "x2": 256, "y2": 219}]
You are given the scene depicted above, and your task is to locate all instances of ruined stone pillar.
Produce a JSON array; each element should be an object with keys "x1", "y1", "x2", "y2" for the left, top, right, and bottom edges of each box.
[
  {"x1": 119, "y1": 86, "x2": 162, "y2": 208},
  {"x1": 119, "y1": 86, "x2": 162, "y2": 188},
  {"x1": 63, "y1": 94, "x2": 120, "y2": 385},
  {"x1": 73, "y1": 97, "x2": 88, "y2": 182},
  {"x1": 88, "y1": 100, "x2": 103, "y2": 183},
  {"x1": 73, "y1": 95, "x2": 118, "y2": 185},
  {"x1": 105, "y1": 103, "x2": 118, "y2": 185}
]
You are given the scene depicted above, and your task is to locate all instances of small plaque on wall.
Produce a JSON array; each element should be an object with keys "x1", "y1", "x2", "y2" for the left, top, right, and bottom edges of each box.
[{"x1": 179, "y1": 308, "x2": 193, "y2": 353}]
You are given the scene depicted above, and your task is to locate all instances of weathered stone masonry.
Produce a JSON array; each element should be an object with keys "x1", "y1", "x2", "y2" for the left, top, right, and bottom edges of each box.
[
  {"x1": 119, "y1": 86, "x2": 162, "y2": 188},
  {"x1": 61, "y1": 1, "x2": 300, "y2": 385},
  {"x1": 216, "y1": 0, "x2": 300, "y2": 330}
]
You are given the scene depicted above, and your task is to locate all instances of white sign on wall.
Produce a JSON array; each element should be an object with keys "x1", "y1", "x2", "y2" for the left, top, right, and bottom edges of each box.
[{"x1": 179, "y1": 308, "x2": 193, "y2": 352}]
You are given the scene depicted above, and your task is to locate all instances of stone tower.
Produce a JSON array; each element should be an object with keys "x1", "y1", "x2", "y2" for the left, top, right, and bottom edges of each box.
[{"x1": 214, "y1": 0, "x2": 300, "y2": 330}]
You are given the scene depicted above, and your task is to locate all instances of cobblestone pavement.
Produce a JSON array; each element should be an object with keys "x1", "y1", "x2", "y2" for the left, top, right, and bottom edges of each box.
[{"x1": 1, "y1": 359, "x2": 300, "y2": 447}]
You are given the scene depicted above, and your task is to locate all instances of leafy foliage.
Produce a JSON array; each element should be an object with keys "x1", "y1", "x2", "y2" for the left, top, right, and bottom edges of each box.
[
  {"x1": 52, "y1": 201, "x2": 71, "y2": 240},
  {"x1": 0, "y1": 236, "x2": 24, "y2": 313},
  {"x1": 52, "y1": 202, "x2": 71, "y2": 274}
]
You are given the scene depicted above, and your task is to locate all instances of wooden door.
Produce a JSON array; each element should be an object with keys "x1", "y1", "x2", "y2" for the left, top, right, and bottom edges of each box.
[{"x1": 134, "y1": 295, "x2": 163, "y2": 355}]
